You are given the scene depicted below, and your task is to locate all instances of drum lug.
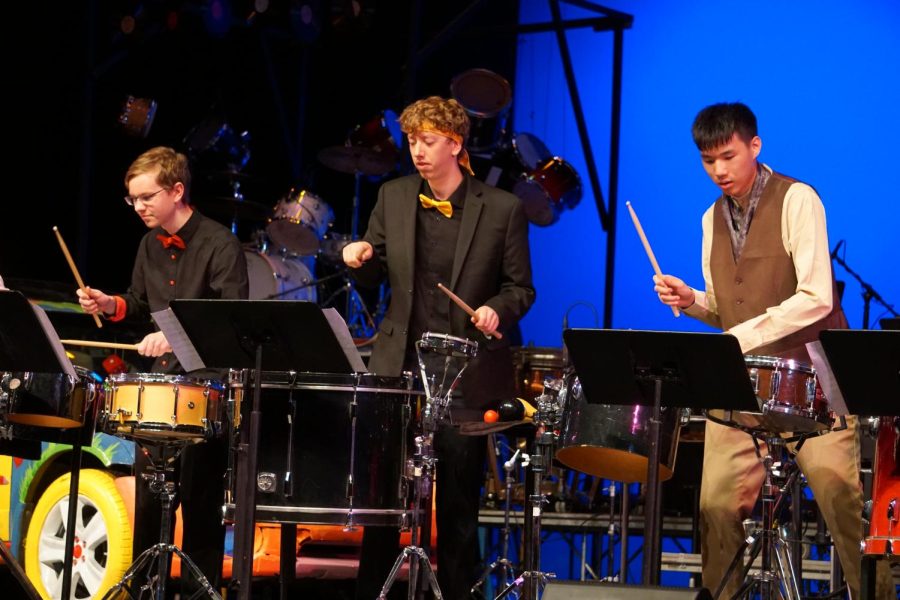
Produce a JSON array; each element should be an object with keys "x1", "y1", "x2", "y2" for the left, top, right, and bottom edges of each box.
[
  {"x1": 769, "y1": 370, "x2": 781, "y2": 400},
  {"x1": 116, "y1": 407, "x2": 132, "y2": 423}
]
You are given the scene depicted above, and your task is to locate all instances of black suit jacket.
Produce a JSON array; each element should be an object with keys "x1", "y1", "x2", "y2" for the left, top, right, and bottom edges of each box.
[{"x1": 353, "y1": 173, "x2": 535, "y2": 414}]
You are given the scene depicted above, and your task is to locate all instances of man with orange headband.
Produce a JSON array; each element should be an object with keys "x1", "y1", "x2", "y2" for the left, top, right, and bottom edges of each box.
[{"x1": 344, "y1": 96, "x2": 535, "y2": 600}]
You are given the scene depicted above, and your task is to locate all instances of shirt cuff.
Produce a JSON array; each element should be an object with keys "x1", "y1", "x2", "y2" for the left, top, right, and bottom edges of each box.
[{"x1": 107, "y1": 296, "x2": 127, "y2": 322}]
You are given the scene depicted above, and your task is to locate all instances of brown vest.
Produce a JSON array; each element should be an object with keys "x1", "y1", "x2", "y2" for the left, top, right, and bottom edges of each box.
[{"x1": 709, "y1": 171, "x2": 847, "y2": 362}]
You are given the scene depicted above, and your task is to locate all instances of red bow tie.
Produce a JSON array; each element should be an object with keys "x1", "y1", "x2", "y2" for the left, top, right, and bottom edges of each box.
[{"x1": 156, "y1": 233, "x2": 186, "y2": 249}]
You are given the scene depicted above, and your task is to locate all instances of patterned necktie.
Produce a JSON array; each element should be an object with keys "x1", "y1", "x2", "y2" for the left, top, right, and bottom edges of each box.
[
  {"x1": 156, "y1": 233, "x2": 186, "y2": 249},
  {"x1": 418, "y1": 193, "x2": 453, "y2": 218}
]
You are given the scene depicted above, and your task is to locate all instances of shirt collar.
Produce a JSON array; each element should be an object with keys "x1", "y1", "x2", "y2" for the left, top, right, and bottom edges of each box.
[{"x1": 421, "y1": 174, "x2": 469, "y2": 210}]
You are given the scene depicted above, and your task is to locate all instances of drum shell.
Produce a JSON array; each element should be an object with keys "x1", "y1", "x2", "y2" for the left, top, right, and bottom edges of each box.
[
  {"x1": 103, "y1": 373, "x2": 225, "y2": 441},
  {"x1": 478, "y1": 133, "x2": 553, "y2": 195},
  {"x1": 514, "y1": 157, "x2": 582, "y2": 226},
  {"x1": 511, "y1": 346, "x2": 565, "y2": 402},
  {"x1": 450, "y1": 68, "x2": 512, "y2": 152},
  {"x1": 556, "y1": 377, "x2": 681, "y2": 483},
  {"x1": 245, "y1": 250, "x2": 316, "y2": 303},
  {"x1": 267, "y1": 190, "x2": 334, "y2": 255},
  {"x1": 226, "y1": 372, "x2": 415, "y2": 526},
  {"x1": 348, "y1": 110, "x2": 402, "y2": 158},
  {"x1": 2, "y1": 367, "x2": 100, "y2": 444},
  {"x1": 862, "y1": 416, "x2": 900, "y2": 555}
]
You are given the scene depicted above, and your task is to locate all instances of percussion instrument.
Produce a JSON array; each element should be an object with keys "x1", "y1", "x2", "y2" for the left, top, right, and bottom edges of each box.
[
  {"x1": 224, "y1": 371, "x2": 418, "y2": 526},
  {"x1": 511, "y1": 346, "x2": 566, "y2": 403},
  {"x1": 118, "y1": 95, "x2": 157, "y2": 138},
  {"x1": 102, "y1": 373, "x2": 225, "y2": 442},
  {"x1": 244, "y1": 249, "x2": 317, "y2": 302},
  {"x1": 267, "y1": 189, "x2": 334, "y2": 255},
  {"x1": 348, "y1": 109, "x2": 402, "y2": 160},
  {"x1": 861, "y1": 416, "x2": 899, "y2": 556},
  {"x1": 707, "y1": 355, "x2": 832, "y2": 434},
  {"x1": 450, "y1": 68, "x2": 512, "y2": 152},
  {"x1": 480, "y1": 132, "x2": 553, "y2": 192},
  {"x1": 555, "y1": 375, "x2": 683, "y2": 483},
  {"x1": 514, "y1": 156, "x2": 582, "y2": 226},
  {"x1": 2, "y1": 366, "x2": 98, "y2": 430},
  {"x1": 184, "y1": 117, "x2": 251, "y2": 172}
]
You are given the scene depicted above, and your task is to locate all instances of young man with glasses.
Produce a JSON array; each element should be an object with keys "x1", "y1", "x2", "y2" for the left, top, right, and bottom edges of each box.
[{"x1": 77, "y1": 145, "x2": 248, "y2": 592}]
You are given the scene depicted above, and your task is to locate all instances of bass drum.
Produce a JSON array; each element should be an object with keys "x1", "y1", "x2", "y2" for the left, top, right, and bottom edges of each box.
[
  {"x1": 245, "y1": 249, "x2": 316, "y2": 302},
  {"x1": 555, "y1": 376, "x2": 682, "y2": 483}
]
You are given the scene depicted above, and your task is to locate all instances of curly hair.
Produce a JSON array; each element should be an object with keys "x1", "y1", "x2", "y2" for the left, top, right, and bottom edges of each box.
[
  {"x1": 398, "y1": 96, "x2": 470, "y2": 142},
  {"x1": 125, "y1": 146, "x2": 192, "y2": 202}
]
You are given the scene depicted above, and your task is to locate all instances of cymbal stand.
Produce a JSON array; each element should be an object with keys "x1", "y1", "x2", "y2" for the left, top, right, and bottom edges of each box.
[
  {"x1": 472, "y1": 447, "x2": 524, "y2": 598},
  {"x1": 351, "y1": 170, "x2": 362, "y2": 240},
  {"x1": 101, "y1": 442, "x2": 222, "y2": 600},
  {"x1": 712, "y1": 433, "x2": 810, "y2": 600},
  {"x1": 494, "y1": 383, "x2": 563, "y2": 600}
]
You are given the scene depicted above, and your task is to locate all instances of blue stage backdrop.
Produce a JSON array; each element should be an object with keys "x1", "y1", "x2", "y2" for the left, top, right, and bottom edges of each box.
[{"x1": 513, "y1": 0, "x2": 900, "y2": 345}]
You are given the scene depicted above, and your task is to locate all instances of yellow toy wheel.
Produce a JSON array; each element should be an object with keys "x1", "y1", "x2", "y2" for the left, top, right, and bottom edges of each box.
[{"x1": 24, "y1": 469, "x2": 132, "y2": 599}]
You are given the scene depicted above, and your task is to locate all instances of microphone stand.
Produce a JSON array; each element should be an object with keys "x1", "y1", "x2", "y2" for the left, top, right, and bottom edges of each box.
[{"x1": 831, "y1": 253, "x2": 898, "y2": 329}]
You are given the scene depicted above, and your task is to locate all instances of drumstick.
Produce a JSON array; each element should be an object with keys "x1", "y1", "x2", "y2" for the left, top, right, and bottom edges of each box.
[
  {"x1": 437, "y1": 283, "x2": 503, "y2": 340},
  {"x1": 53, "y1": 226, "x2": 104, "y2": 328},
  {"x1": 60, "y1": 339, "x2": 139, "y2": 351},
  {"x1": 625, "y1": 202, "x2": 680, "y2": 317}
]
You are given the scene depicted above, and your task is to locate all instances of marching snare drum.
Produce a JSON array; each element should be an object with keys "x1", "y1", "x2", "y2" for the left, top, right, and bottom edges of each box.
[
  {"x1": 103, "y1": 373, "x2": 225, "y2": 442},
  {"x1": 555, "y1": 376, "x2": 683, "y2": 484},
  {"x1": 708, "y1": 355, "x2": 831, "y2": 434},
  {"x1": 225, "y1": 371, "x2": 418, "y2": 526},
  {"x1": 267, "y1": 189, "x2": 334, "y2": 255},
  {"x1": 862, "y1": 416, "x2": 899, "y2": 556},
  {"x1": 245, "y1": 249, "x2": 317, "y2": 302}
]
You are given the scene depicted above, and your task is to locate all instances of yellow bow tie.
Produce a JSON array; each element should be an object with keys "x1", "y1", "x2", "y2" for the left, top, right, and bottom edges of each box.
[{"x1": 419, "y1": 193, "x2": 453, "y2": 218}]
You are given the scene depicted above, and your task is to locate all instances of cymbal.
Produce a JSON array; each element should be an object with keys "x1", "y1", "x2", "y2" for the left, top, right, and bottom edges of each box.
[
  {"x1": 458, "y1": 419, "x2": 533, "y2": 436},
  {"x1": 195, "y1": 196, "x2": 271, "y2": 220},
  {"x1": 317, "y1": 145, "x2": 397, "y2": 176}
]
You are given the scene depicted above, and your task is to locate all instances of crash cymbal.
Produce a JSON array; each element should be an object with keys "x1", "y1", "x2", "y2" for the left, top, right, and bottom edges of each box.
[
  {"x1": 195, "y1": 196, "x2": 271, "y2": 220},
  {"x1": 458, "y1": 419, "x2": 534, "y2": 436},
  {"x1": 317, "y1": 145, "x2": 397, "y2": 176}
]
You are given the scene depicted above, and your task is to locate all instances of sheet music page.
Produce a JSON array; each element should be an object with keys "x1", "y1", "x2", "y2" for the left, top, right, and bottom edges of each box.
[
  {"x1": 152, "y1": 307, "x2": 206, "y2": 372},
  {"x1": 322, "y1": 307, "x2": 368, "y2": 373},
  {"x1": 806, "y1": 340, "x2": 849, "y2": 416},
  {"x1": 31, "y1": 303, "x2": 77, "y2": 378}
]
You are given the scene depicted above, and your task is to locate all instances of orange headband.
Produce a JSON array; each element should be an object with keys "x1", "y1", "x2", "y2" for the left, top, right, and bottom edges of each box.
[{"x1": 416, "y1": 123, "x2": 474, "y2": 176}]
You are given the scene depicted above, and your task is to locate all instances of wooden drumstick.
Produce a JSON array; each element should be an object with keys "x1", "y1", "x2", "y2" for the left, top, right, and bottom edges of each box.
[
  {"x1": 60, "y1": 339, "x2": 139, "y2": 351},
  {"x1": 625, "y1": 202, "x2": 680, "y2": 318},
  {"x1": 53, "y1": 226, "x2": 104, "y2": 328},
  {"x1": 437, "y1": 283, "x2": 503, "y2": 340}
]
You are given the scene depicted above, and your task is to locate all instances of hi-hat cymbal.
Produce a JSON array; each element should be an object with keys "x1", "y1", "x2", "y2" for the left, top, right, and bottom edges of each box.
[
  {"x1": 317, "y1": 145, "x2": 397, "y2": 176},
  {"x1": 195, "y1": 196, "x2": 271, "y2": 220}
]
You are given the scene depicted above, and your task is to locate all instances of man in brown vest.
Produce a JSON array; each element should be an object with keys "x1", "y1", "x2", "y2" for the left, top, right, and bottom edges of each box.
[{"x1": 654, "y1": 103, "x2": 894, "y2": 598}]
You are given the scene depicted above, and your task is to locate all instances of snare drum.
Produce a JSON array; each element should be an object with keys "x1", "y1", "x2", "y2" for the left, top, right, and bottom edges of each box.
[
  {"x1": 513, "y1": 157, "x2": 582, "y2": 226},
  {"x1": 708, "y1": 355, "x2": 831, "y2": 433},
  {"x1": 556, "y1": 376, "x2": 682, "y2": 483},
  {"x1": 267, "y1": 189, "x2": 334, "y2": 255},
  {"x1": 862, "y1": 416, "x2": 899, "y2": 556},
  {"x1": 451, "y1": 68, "x2": 512, "y2": 152},
  {"x1": 103, "y1": 374, "x2": 225, "y2": 441},
  {"x1": 511, "y1": 346, "x2": 565, "y2": 402},
  {"x1": 245, "y1": 249, "x2": 316, "y2": 302},
  {"x1": 224, "y1": 371, "x2": 418, "y2": 526},
  {"x1": 417, "y1": 332, "x2": 479, "y2": 359}
]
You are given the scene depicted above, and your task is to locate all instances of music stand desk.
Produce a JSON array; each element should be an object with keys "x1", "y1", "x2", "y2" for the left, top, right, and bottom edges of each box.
[{"x1": 818, "y1": 329, "x2": 900, "y2": 417}]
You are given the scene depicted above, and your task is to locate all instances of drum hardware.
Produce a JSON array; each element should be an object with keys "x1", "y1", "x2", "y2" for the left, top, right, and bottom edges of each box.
[
  {"x1": 860, "y1": 415, "x2": 899, "y2": 557},
  {"x1": 472, "y1": 446, "x2": 524, "y2": 597},
  {"x1": 377, "y1": 332, "x2": 478, "y2": 600},
  {"x1": 100, "y1": 442, "x2": 223, "y2": 600}
]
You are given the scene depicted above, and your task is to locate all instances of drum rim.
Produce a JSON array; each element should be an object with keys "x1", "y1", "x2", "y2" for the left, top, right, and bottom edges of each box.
[
  {"x1": 108, "y1": 373, "x2": 225, "y2": 390},
  {"x1": 744, "y1": 354, "x2": 815, "y2": 374},
  {"x1": 418, "y1": 331, "x2": 479, "y2": 355},
  {"x1": 450, "y1": 68, "x2": 512, "y2": 118}
]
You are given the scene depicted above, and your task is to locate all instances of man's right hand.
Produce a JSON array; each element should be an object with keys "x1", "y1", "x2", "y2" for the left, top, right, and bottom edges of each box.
[
  {"x1": 76, "y1": 287, "x2": 115, "y2": 315},
  {"x1": 653, "y1": 274, "x2": 695, "y2": 309},
  {"x1": 342, "y1": 241, "x2": 374, "y2": 268}
]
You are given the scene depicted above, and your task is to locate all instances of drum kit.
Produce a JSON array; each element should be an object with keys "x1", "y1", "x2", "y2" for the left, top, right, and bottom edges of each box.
[{"x1": 452, "y1": 68, "x2": 583, "y2": 226}]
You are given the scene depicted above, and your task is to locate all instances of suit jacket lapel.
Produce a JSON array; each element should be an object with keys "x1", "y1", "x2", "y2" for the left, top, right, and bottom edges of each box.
[
  {"x1": 451, "y1": 178, "x2": 484, "y2": 290},
  {"x1": 399, "y1": 176, "x2": 419, "y2": 293}
]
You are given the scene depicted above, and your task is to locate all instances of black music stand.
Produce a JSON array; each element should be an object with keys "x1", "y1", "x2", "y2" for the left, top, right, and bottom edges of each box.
[
  {"x1": 0, "y1": 290, "x2": 83, "y2": 600},
  {"x1": 817, "y1": 329, "x2": 900, "y2": 600},
  {"x1": 562, "y1": 328, "x2": 758, "y2": 585},
  {"x1": 161, "y1": 299, "x2": 363, "y2": 600}
]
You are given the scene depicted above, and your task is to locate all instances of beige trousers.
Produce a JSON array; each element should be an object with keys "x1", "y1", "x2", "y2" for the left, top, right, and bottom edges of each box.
[{"x1": 699, "y1": 417, "x2": 895, "y2": 599}]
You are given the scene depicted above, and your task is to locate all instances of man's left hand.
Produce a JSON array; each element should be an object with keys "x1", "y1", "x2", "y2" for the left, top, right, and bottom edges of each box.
[{"x1": 471, "y1": 305, "x2": 500, "y2": 336}]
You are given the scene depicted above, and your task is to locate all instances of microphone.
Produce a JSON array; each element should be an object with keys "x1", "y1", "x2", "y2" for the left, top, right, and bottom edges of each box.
[{"x1": 830, "y1": 239, "x2": 845, "y2": 260}]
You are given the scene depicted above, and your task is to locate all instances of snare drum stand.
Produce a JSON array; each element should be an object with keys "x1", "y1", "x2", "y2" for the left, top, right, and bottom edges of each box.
[
  {"x1": 101, "y1": 442, "x2": 222, "y2": 600},
  {"x1": 713, "y1": 433, "x2": 811, "y2": 600}
]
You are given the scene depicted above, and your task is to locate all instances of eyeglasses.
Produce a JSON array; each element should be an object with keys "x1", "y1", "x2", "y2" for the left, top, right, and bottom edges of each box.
[{"x1": 124, "y1": 188, "x2": 167, "y2": 206}]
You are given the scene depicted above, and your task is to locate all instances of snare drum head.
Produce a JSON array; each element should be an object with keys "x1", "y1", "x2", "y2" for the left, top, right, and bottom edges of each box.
[
  {"x1": 267, "y1": 189, "x2": 334, "y2": 255},
  {"x1": 245, "y1": 250, "x2": 317, "y2": 302}
]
